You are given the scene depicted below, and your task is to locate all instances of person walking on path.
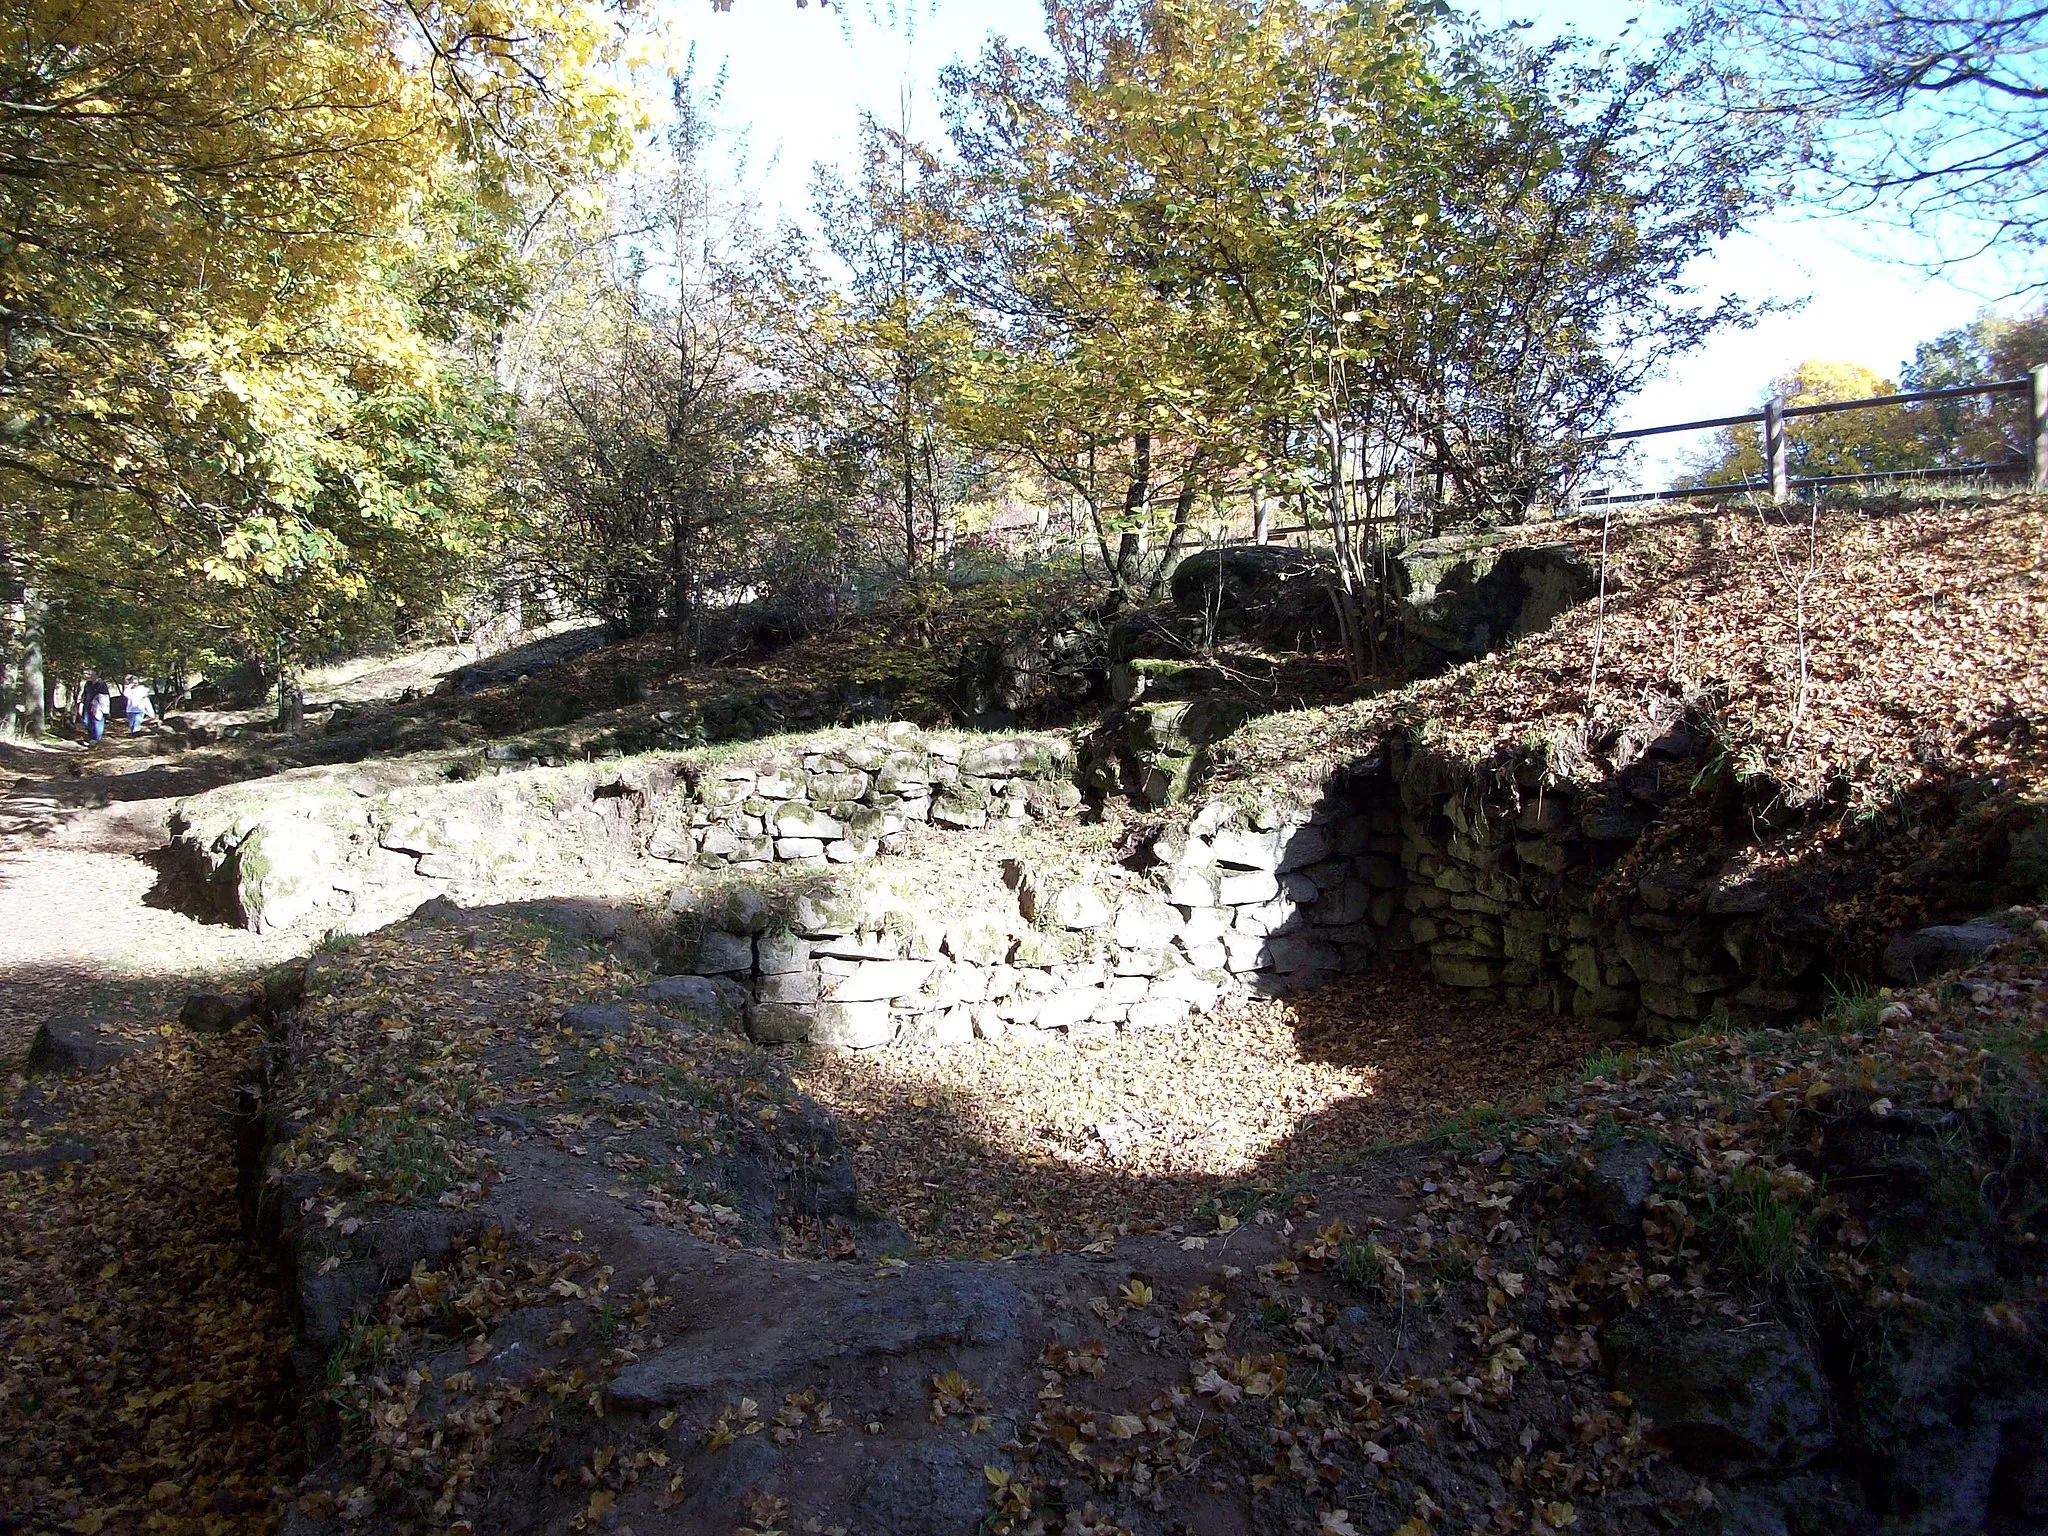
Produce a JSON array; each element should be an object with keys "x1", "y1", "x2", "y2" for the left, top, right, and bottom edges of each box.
[
  {"x1": 121, "y1": 677, "x2": 156, "y2": 735},
  {"x1": 79, "y1": 675, "x2": 111, "y2": 744}
]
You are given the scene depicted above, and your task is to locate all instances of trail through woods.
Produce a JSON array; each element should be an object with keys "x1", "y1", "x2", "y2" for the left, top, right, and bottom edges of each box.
[{"x1": 1, "y1": 735, "x2": 303, "y2": 1535}]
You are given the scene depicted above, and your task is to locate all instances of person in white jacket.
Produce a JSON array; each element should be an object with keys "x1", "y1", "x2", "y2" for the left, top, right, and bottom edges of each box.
[{"x1": 121, "y1": 677, "x2": 157, "y2": 735}]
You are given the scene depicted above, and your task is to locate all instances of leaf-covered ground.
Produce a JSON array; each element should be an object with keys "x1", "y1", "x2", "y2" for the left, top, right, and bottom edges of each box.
[
  {"x1": 800, "y1": 972, "x2": 1611, "y2": 1259},
  {"x1": 1214, "y1": 494, "x2": 2048, "y2": 811},
  {"x1": 1, "y1": 1027, "x2": 298, "y2": 1535}
]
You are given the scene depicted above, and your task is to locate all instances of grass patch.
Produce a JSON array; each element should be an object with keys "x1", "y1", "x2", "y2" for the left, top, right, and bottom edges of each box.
[
  {"x1": 1819, "y1": 978, "x2": 1887, "y2": 1034},
  {"x1": 1577, "y1": 1048, "x2": 1628, "y2": 1083},
  {"x1": 1709, "y1": 1166, "x2": 1808, "y2": 1283},
  {"x1": 1335, "y1": 1238, "x2": 1396, "y2": 1295}
]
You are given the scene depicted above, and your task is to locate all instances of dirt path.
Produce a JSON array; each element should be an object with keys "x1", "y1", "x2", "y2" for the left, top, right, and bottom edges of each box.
[
  {"x1": 1, "y1": 733, "x2": 304, "y2": 1534},
  {"x1": 0, "y1": 734, "x2": 307, "y2": 1060}
]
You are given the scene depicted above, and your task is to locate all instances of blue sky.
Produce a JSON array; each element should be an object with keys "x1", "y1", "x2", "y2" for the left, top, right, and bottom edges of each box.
[{"x1": 662, "y1": 0, "x2": 2038, "y2": 486}]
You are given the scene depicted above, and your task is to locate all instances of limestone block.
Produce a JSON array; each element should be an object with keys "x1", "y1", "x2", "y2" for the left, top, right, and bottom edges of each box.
[
  {"x1": 1335, "y1": 817, "x2": 1373, "y2": 857},
  {"x1": 931, "y1": 803, "x2": 989, "y2": 829},
  {"x1": 1152, "y1": 971, "x2": 1223, "y2": 1012},
  {"x1": 996, "y1": 994, "x2": 1042, "y2": 1026},
  {"x1": 809, "y1": 771, "x2": 869, "y2": 801},
  {"x1": 748, "y1": 1002, "x2": 815, "y2": 1044},
  {"x1": 874, "y1": 755, "x2": 931, "y2": 795},
  {"x1": 1572, "y1": 983, "x2": 1638, "y2": 1018},
  {"x1": 826, "y1": 839, "x2": 878, "y2": 864},
  {"x1": 1218, "y1": 869, "x2": 1280, "y2": 906},
  {"x1": 1189, "y1": 801, "x2": 1235, "y2": 838},
  {"x1": 792, "y1": 890, "x2": 860, "y2": 937},
  {"x1": 1563, "y1": 943, "x2": 1603, "y2": 991},
  {"x1": 825, "y1": 959, "x2": 935, "y2": 1002},
  {"x1": 1113, "y1": 948, "x2": 1166, "y2": 977},
  {"x1": 960, "y1": 738, "x2": 1047, "y2": 777},
  {"x1": 1051, "y1": 885, "x2": 1112, "y2": 930},
  {"x1": 1299, "y1": 858, "x2": 1353, "y2": 891},
  {"x1": 1181, "y1": 939, "x2": 1230, "y2": 971},
  {"x1": 944, "y1": 917, "x2": 1014, "y2": 967},
  {"x1": 1180, "y1": 906, "x2": 1230, "y2": 944},
  {"x1": 1073, "y1": 1015, "x2": 1121, "y2": 1040},
  {"x1": 692, "y1": 929, "x2": 754, "y2": 975},
  {"x1": 930, "y1": 962, "x2": 988, "y2": 1007},
  {"x1": 1113, "y1": 895, "x2": 1183, "y2": 949},
  {"x1": 1009, "y1": 930, "x2": 1064, "y2": 967},
  {"x1": 927, "y1": 738, "x2": 964, "y2": 763},
  {"x1": 772, "y1": 804, "x2": 845, "y2": 841},
  {"x1": 775, "y1": 838, "x2": 827, "y2": 861},
  {"x1": 757, "y1": 970, "x2": 821, "y2": 1005},
  {"x1": 1222, "y1": 931, "x2": 1272, "y2": 973},
  {"x1": 1160, "y1": 864, "x2": 1220, "y2": 906},
  {"x1": 1369, "y1": 892, "x2": 1396, "y2": 927},
  {"x1": 902, "y1": 1007, "x2": 975, "y2": 1048},
  {"x1": 757, "y1": 930, "x2": 811, "y2": 974},
  {"x1": 755, "y1": 772, "x2": 804, "y2": 800},
  {"x1": 1357, "y1": 855, "x2": 1401, "y2": 889},
  {"x1": 1276, "y1": 826, "x2": 1331, "y2": 871},
  {"x1": 1433, "y1": 866, "x2": 1475, "y2": 894},
  {"x1": 635, "y1": 974, "x2": 747, "y2": 1032},
  {"x1": 1212, "y1": 826, "x2": 1284, "y2": 870},
  {"x1": 1503, "y1": 922, "x2": 1548, "y2": 962},
  {"x1": 1305, "y1": 881, "x2": 1365, "y2": 928},
  {"x1": 1055, "y1": 958, "x2": 1109, "y2": 990},
  {"x1": 1516, "y1": 796, "x2": 1572, "y2": 834},
  {"x1": 811, "y1": 1000, "x2": 894, "y2": 1049},
  {"x1": 1035, "y1": 990, "x2": 1102, "y2": 1031},
  {"x1": 1234, "y1": 897, "x2": 1303, "y2": 938},
  {"x1": 1517, "y1": 838, "x2": 1568, "y2": 873},
  {"x1": 984, "y1": 965, "x2": 1019, "y2": 1000},
  {"x1": 647, "y1": 828, "x2": 700, "y2": 863},
  {"x1": 1447, "y1": 892, "x2": 1509, "y2": 916},
  {"x1": 1430, "y1": 953, "x2": 1499, "y2": 988},
  {"x1": 1268, "y1": 935, "x2": 1342, "y2": 974},
  {"x1": 700, "y1": 775, "x2": 754, "y2": 806},
  {"x1": 812, "y1": 932, "x2": 899, "y2": 960},
  {"x1": 731, "y1": 836, "x2": 775, "y2": 863},
  {"x1": 1103, "y1": 975, "x2": 1151, "y2": 1007}
]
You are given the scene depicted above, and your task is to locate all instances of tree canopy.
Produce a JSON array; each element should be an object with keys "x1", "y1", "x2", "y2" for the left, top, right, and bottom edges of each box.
[{"x1": 0, "y1": 0, "x2": 646, "y2": 684}]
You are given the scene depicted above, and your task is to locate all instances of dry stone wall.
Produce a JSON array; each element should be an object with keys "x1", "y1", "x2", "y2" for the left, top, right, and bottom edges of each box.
[
  {"x1": 673, "y1": 714, "x2": 1829, "y2": 1052},
  {"x1": 171, "y1": 709, "x2": 1831, "y2": 1047},
  {"x1": 166, "y1": 727, "x2": 1079, "y2": 936}
]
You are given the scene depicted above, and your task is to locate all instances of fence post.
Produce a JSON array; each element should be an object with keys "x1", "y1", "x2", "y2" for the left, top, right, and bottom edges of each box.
[
  {"x1": 2032, "y1": 365, "x2": 2047, "y2": 492},
  {"x1": 1765, "y1": 396, "x2": 1789, "y2": 503}
]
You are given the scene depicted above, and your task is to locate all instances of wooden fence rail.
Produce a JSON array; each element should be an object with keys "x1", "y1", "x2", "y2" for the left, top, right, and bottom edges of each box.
[{"x1": 1584, "y1": 366, "x2": 2048, "y2": 506}]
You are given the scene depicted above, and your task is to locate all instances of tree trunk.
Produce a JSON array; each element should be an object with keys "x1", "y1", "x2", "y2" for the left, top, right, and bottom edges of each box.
[{"x1": 19, "y1": 586, "x2": 43, "y2": 738}]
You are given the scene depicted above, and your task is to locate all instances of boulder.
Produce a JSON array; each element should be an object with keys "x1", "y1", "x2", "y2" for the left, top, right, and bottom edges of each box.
[
  {"x1": 26, "y1": 1016, "x2": 139, "y2": 1073},
  {"x1": 1167, "y1": 546, "x2": 1339, "y2": 648},
  {"x1": 1883, "y1": 919, "x2": 2015, "y2": 984},
  {"x1": 1603, "y1": 1308, "x2": 1832, "y2": 1471},
  {"x1": 634, "y1": 975, "x2": 747, "y2": 1031},
  {"x1": 179, "y1": 990, "x2": 262, "y2": 1035},
  {"x1": 561, "y1": 1004, "x2": 631, "y2": 1036},
  {"x1": 1393, "y1": 536, "x2": 1598, "y2": 669},
  {"x1": 1586, "y1": 1140, "x2": 1658, "y2": 1229}
]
